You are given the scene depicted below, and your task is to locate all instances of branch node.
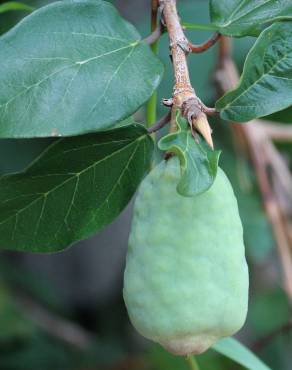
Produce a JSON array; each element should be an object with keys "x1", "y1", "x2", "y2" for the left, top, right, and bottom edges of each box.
[
  {"x1": 161, "y1": 0, "x2": 214, "y2": 148},
  {"x1": 177, "y1": 39, "x2": 192, "y2": 54},
  {"x1": 181, "y1": 97, "x2": 214, "y2": 148},
  {"x1": 162, "y1": 98, "x2": 174, "y2": 107}
]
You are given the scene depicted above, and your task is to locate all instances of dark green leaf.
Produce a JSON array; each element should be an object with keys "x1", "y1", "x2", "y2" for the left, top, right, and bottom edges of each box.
[
  {"x1": 0, "y1": 2, "x2": 33, "y2": 14},
  {"x1": 212, "y1": 337, "x2": 271, "y2": 370},
  {"x1": 114, "y1": 116, "x2": 136, "y2": 128},
  {"x1": 216, "y1": 23, "x2": 292, "y2": 122},
  {"x1": 0, "y1": 138, "x2": 52, "y2": 175},
  {"x1": 0, "y1": 0, "x2": 163, "y2": 138},
  {"x1": 265, "y1": 106, "x2": 292, "y2": 123},
  {"x1": 0, "y1": 117, "x2": 135, "y2": 175},
  {"x1": 210, "y1": 0, "x2": 292, "y2": 37},
  {"x1": 158, "y1": 112, "x2": 220, "y2": 197},
  {"x1": 0, "y1": 124, "x2": 153, "y2": 252}
]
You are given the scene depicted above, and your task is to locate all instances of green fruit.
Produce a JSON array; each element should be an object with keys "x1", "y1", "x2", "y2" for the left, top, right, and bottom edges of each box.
[{"x1": 123, "y1": 157, "x2": 249, "y2": 355}]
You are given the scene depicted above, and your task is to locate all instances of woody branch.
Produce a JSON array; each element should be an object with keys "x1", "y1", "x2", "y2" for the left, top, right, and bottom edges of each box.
[{"x1": 159, "y1": 0, "x2": 215, "y2": 147}]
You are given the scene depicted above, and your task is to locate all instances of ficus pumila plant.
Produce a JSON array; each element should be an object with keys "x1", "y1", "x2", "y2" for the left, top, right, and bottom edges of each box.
[{"x1": 0, "y1": 0, "x2": 292, "y2": 368}]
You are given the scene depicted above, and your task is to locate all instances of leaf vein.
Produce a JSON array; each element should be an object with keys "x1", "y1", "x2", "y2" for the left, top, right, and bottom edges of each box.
[{"x1": 0, "y1": 136, "x2": 146, "y2": 232}]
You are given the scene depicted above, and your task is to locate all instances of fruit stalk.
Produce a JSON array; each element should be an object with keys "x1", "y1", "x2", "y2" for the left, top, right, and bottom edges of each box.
[{"x1": 186, "y1": 355, "x2": 201, "y2": 370}]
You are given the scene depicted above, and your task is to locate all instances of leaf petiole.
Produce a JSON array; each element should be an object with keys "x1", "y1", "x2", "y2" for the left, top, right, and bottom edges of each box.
[
  {"x1": 146, "y1": 0, "x2": 160, "y2": 129},
  {"x1": 182, "y1": 22, "x2": 218, "y2": 31}
]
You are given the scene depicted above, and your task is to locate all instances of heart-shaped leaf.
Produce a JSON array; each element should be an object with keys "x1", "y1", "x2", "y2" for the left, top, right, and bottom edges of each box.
[
  {"x1": 0, "y1": 0, "x2": 163, "y2": 138},
  {"x1": 217, "y1": 22, "x2": 292, "y2": 122},
  {"x1": 212, "y1": 337, "x2": 271, "y2": 370},
  {"x1": 210, "y1": 0, "x2": 292, "y2": 37},
  {"x1": 158, "y1": 112, "x2": 220, "y2": 197},
  {"x1": 0, "y1": 124, "x2": 153, "y2": 252}
]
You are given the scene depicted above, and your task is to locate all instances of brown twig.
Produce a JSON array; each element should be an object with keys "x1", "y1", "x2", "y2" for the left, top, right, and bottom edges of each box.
[
  {"x1": 259, "y1": 120, "x2": 292, "y2": 142},
  {"x1": 147, "y1": 111, "x2": 171, "y2": 133},
  {"x1": 252, "y1": 320, "x2": 292, "y2": 352},
  {"x1": 218, "y1": 36, "x2": 231, "y2": 65},
  {"x1": 188, "y1": 32, "x2": 221, "y2": 53},
  {"x1": 143, "y1": 23, "x2": 164, "y2": 45},
  {"x1": 160, "y1": 0, "x2": 213, "y2": 148},
  {"x1": 214, "y1": 36, "x2": 292, "y2": 304},
  {"x1": 14, "y1": 294, "x2": 95, "y2": 351},
  {"x1": 151, "y1": 0, "x2": 159, "y2": 30}
]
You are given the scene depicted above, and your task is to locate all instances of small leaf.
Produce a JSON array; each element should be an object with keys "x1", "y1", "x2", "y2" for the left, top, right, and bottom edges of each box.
[
  {"x1": 0, "y1": 124, "x2": 153, "y2": 253},
  {"x1": 212, "y1": 337, "x2": 271, "y2": 370},
  {"x1": 216, "y1": 23, "x2": 292, "y2": 122},
  {"x1": 0, "y1": 0, "x2": 163, "y2": 138},
  {"x1": 158, "y1": 112, "x2": 220, "y2": 197},
  {"x1": 210, "y1": 0, "x2": 292, "y2": 37},
  {"x1": 0, "y1": 2, "x2": 33, "y2": 14}
]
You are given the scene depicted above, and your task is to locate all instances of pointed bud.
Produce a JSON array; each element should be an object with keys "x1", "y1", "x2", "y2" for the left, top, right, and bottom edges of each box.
[{"x1": 192, "y1": 113, "x2": 213, "y2": 149}]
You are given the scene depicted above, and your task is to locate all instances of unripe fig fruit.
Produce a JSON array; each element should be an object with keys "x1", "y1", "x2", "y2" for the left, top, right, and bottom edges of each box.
[{"x1": 123, "y1": 157, "x2": 249, "y2": 355}]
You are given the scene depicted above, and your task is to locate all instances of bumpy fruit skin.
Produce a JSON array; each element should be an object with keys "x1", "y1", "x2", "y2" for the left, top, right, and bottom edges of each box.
[{"x1": 123, "y1": 157, "x2": 249, "y2": 355}]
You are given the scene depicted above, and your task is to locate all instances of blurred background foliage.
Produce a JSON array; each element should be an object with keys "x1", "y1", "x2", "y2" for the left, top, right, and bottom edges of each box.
[{"x1": 0, "y1": 0, "x2": 291, "y2": 369}]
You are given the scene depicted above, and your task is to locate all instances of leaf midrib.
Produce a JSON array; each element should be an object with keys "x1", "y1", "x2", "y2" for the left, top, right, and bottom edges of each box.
[
  {"x1": 0, "y1": 134, "x2": 146, "y2": 229},
  {"x1": 0, "y1": 42, "x2": 138, "y2": 113},
  {"x1": 51, "y1": 138, "x2": 142, "y2": 242},
  {"x1": 221, "y1": 36, "x2": 292, "y2": 110},
  {"x1": 28, "y1": 31, "x2": 131, "y2": 44},
  {"x1": 218, "y1": 0, "x2": 277, "y2": 28}
]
